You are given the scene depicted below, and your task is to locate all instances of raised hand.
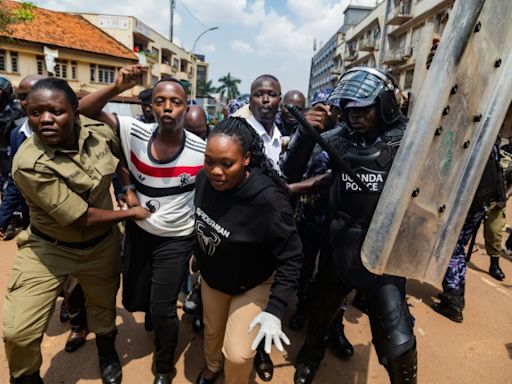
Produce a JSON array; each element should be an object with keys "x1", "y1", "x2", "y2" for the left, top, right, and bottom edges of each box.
[{"x1": 114, "y1": 65, "x2": 146, "y2": 92}]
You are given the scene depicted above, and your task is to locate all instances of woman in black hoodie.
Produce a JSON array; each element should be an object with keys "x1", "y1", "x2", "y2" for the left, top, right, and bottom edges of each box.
[{"x1": 194, "y1": 117, "x2": 302, "y2": 384}]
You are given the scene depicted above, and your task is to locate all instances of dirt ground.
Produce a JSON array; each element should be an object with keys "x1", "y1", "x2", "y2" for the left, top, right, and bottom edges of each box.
[{"x1": 1, "y1": 222, "x2": 512, "y2": 383}]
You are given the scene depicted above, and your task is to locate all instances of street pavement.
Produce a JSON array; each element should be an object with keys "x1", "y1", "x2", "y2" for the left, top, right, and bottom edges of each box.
[{"x1": 1, "y1": 223, "x2": 512, "y2": 383}]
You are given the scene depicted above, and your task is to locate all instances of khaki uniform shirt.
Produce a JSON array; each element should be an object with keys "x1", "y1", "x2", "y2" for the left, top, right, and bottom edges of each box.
[{"x1": 12, "y1": 125, "x2": 119, "y2": 243}]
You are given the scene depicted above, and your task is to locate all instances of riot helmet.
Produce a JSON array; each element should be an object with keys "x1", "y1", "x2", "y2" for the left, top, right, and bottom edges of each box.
[
  {"x1": 0, "y1": 75, "x2": 14, "y2": 107},
  {"x1": 0, "y1": 75, "x2": 13, "y2": 97},
  {"x1": 327, "y1": 67, "x2": 401, "y2": 125}
]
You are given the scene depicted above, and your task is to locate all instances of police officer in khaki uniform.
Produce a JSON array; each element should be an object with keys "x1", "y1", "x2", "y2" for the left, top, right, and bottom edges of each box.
[{"x1": 2, "y1": 78, "x2": 150, "y2": 384}]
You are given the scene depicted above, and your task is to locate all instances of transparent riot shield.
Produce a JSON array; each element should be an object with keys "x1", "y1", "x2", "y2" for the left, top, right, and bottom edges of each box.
[{"x1": 361, "y1": 0, "x2": 512, "y2": 286}]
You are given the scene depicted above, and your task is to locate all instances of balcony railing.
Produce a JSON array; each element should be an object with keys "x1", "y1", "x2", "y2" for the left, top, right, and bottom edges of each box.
[
  {"x1": 145, "y1": 52, "x2": 158, "y2": 63},
  {"x1": 343, "y1": 50, "x2": 358, "y2": 62},
  {"x1": 387, "y1": 1, "x2": 413, "y2": 25},
  {"x1": 359, "y1": 38, "x2": 379, "y2": 52},
  {"x1": 160, "y1": 63, "x2": 176, "y2": 75},
  {"x1": 381, "y1": 46, "x2": 413, "y2": 65}
]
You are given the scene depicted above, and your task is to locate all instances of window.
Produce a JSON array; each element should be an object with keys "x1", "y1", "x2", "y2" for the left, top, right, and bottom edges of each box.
[
  {"x1": 404, "y1": 69, "x2": 414, "y2": 89},
  {"x1": 172, "y1": 58, "x2": 179, "y2": 69},
  {"x1": 11, "y1": 52, "x2": 18, "y2": 73},
  {"x1": 197, "y1": 65, "x2": 206, "y2": 83},
  {"x1": 151, "y1": 75, "x2": 158, "y2": 86},
  {"x1": 374, "y1": 26, "x2": 381, "y2": 39},
  {"x1": 0, "y1": 50, "x2": 5, "y2": 71},
  {"x1": 98, "y1": 65, "x2": 116, "y2": 84},
  {"x1": 54, "y1": 59, "x2": 68, "y2": 79},
  {"x1": 411, "y1": 25, "x2": 423, "y2": 47},
  {"x1": 90, "y1": 64, "x2": 96, "y2": 82},
  {"x1": 37, "y1": 56, "x2": 45, "y2": 75},
  {"x1": 397, "y1": 33, "x2": 407, "y2": 49},
  {"x1": 434, "y1": 11, "x2": 449, "y2": 34},
  {"x1": 180, "y1": 60, "x2": 187, "y2": 72},
  {"x1": 71, "y1": 61, "x2": 77, "y2": 80}
]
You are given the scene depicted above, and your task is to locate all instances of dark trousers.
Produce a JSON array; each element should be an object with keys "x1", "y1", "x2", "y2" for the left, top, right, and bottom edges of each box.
[
  {"x1": 122, "y1": 221, "x2": 194, "y2": 373},
  {"x1": 443, "y1": 209, "x2": 485, "y2": 291},
  {"x1": 296, "y1": 221, "x2": 326, "y2": 305},
  {"x1": 62, "y1": 276, "x2": 87, "y2": 331},
  {"x1": 298, "y1": 246, "x2": 414, "y2": 366}
]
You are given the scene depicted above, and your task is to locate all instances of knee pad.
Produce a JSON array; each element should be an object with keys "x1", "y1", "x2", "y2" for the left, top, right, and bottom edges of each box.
[{"x1": 368, "y1": 283, "x2": 416, "y2": 365}]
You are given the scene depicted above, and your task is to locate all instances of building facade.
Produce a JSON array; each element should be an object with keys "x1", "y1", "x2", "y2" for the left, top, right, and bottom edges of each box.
[
  {"x1": 343, "y1": 3, "x2": 385, "y2": 71},
  {"x1": 308, "y1": 0, "x2": 455, "y2": 112},
  {"x1": 80, "y1": 13, "x2": 206, "y2": 99},
  {"x1": 0, "y1": 1, "x2": 138, "y2": 98},
  {"x1": 379, "y1": 0, "x2": 454, "y2": 95},
  {"x1": 194, "y1": 54, "x2": 209, "y2": 88},
  {"x1": 308, "y1": 5, "x2": 374, "y2": 102}
]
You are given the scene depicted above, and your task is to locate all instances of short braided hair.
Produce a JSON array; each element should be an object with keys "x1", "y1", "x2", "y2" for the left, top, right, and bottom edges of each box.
[{"x1": 210, "y1": 117, "x2": 287, "y2": 191}]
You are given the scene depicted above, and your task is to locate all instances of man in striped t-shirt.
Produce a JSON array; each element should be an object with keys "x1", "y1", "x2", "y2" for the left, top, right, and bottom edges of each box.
[{"x1": 80, "y1": 65, "x2": 205, "y2": 384}]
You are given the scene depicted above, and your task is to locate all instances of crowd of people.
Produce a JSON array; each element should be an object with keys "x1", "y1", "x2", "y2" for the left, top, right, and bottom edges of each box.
[{"x1": 0, "y1": 51, "x2": 510, "y2": 384}]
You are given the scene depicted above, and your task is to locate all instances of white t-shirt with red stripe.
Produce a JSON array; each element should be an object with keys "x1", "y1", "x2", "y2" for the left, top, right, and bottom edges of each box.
[{"x1": 118, "y1": 116, "x2": 205, "y2": 237}]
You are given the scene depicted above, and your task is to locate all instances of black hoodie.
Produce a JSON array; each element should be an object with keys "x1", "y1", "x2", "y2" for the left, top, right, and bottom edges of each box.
[{"x1": 194, "y1": 168, "x2": 303, "y2": 318}]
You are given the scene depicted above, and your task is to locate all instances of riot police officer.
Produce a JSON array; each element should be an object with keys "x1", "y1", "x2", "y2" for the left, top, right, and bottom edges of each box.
[
  {"x1": 280, "y1": 67, "x2": 417, "y2": 384},
  {"x1": 0, "y1": 75, "x2": 23, "y2": 192}
]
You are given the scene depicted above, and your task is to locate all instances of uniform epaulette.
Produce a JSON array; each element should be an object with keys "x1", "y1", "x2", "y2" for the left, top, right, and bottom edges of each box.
[{"x1": 80, "y1": 116, "x2": 118, "y2": 146}]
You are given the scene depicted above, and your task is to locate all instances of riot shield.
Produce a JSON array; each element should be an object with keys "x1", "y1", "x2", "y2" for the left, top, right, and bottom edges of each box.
[{"x1": 361, "y1": 0, "x2": 512, "y2": 286}]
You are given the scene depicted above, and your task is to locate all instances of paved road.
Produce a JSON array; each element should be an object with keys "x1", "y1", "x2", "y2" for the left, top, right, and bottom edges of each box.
[{"x1": 1, "y1": 225, "x2": 512, "y2": 383}]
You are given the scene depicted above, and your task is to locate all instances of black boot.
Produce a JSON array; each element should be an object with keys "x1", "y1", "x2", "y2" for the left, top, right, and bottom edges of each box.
[
  {"x1": 327, "y1": 312, "x2": 353, "y2": 359},
  {"x1": 59, "y1": 300, "x2": 69, "y2": 323},
  {"x1": 432, "y1": 288, "x2": 464, "y2": 323},
  {"x1": 385, "y1": 345, "x2": 417, "y2": 384},
  {"x1": 10, "y1": 372, "x2": 44, "y2": 384},
  {"x1": 154, "y1": 372, "x2": 175, "y2": 384},
  {"x1": 65, "y1": 325, "x2": 88, "y2": 353},
  {"x1": 489, "y1": 257, "x2": 505, "y2": 281},
  {"x1": 254, "y1": 341, "x2": 273, "y2": 382},
  {"x1": 294, "y1": 342, "x2": 325, "y2": 384},
  {"x1": 65, "y1": 294, "x2": 88, "y2": 353},
  {"x1": 96, "y1": 330, "x2": 122, "y2": 384}
]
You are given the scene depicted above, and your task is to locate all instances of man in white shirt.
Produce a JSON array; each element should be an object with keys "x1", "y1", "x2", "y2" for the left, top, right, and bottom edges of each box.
[
  {"x1": 246, "y1": 75, "x2": 282, "y2": 171},
  {"x1": 79, "y1": 66, "x2": 205, "y2": 384}
]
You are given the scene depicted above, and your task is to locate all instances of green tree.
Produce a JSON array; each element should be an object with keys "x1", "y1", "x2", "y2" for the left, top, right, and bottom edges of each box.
[
  {"x1": 217, "y1": 73, "x2": 241, "y2": 101},
  {"x1": 0, "y1": 1, "x2": 35, "y2": 33},
  {"x1": 197, "y1": 79, "x2": 216, "y2": 98}
]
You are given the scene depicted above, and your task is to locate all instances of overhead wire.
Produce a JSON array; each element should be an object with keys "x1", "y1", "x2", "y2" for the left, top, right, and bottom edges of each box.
[{"x1": 176, "y1": 0, "x2": 211, "y2": 29}]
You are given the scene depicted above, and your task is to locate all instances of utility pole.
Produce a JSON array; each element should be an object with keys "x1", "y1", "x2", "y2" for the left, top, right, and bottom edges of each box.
[{"x1": 170, "y1": 0, "x2": 176, "y2": 42}]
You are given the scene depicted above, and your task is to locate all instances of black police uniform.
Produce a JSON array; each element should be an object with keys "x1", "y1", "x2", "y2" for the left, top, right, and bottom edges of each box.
[{"x1": 280, "y1": 68, "x2": 417, "y2": 384}]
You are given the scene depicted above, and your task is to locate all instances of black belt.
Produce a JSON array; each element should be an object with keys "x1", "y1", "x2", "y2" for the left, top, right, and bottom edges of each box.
[{"x1": 30, "y1": 225, "x2": 111, "y2": 249}]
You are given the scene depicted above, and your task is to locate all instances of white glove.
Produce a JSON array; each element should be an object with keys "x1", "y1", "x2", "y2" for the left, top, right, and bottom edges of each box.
[{"x1": 248, "y1": 311, "x2": 290, "y2": 354}]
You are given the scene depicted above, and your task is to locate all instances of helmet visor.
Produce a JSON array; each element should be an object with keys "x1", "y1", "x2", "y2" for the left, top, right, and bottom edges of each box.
[
  {"x1": 327, "y1": 67, "x2": 395, "y2": 108},
  {"x1": 0, "y1": 76, "x2": 12, "y2": 93}
]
